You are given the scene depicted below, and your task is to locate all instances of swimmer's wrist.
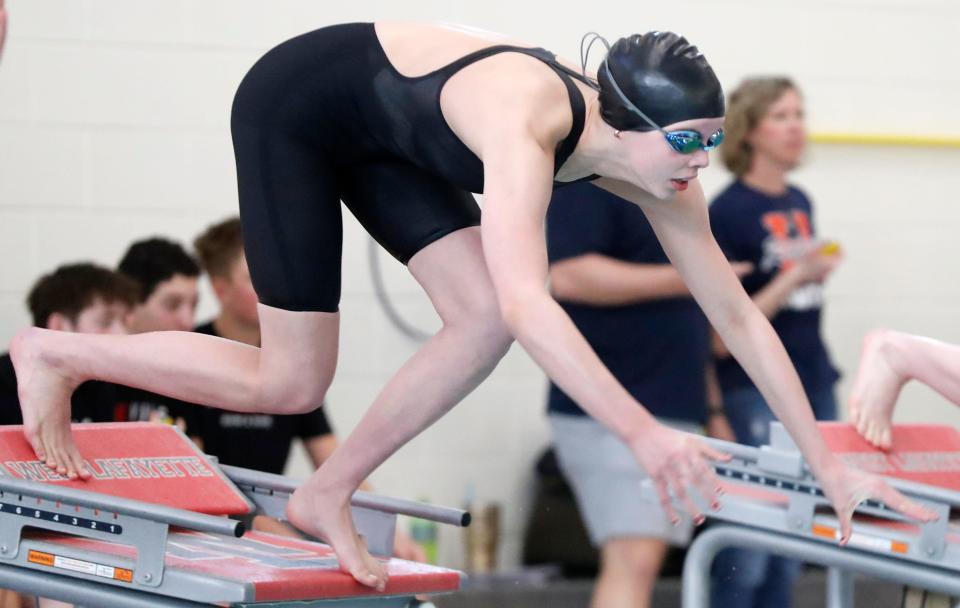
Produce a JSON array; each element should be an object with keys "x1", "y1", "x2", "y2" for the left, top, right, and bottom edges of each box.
[
  {"x1": 809, "y1": 450, "x2": 845, "y2": 480},
  {"x1": 619, "y1": 407, "x2": 659, "y2": 443}
]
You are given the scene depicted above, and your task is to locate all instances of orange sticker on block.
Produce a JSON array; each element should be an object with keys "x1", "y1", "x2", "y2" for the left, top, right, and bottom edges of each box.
[
  {"x1": 114, "y1": 568, "x2": 133, "y2": 582},
  {"x1": 812, "y1": 521, "x2": 912, "y2": 555},
  {"x1": 27, "y1": 550, "x2": 55, "y2": 567},
  {"x1": 811, "y1": 524, "x2": 837, "y2": 541}
]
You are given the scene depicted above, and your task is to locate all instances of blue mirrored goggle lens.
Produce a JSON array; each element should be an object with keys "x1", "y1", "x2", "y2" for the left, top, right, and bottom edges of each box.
[{"x1": 664, "y1": 129, "x2": 725, "y2": 154}]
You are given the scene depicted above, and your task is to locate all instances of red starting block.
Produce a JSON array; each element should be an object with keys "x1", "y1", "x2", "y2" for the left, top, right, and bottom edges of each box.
[
  {"x1": 818, "y1": 422, "x2": 960, "y2": 492},
  {"x1": 28, "y1": 530, "x2": 461, "y2": 602},
  {"x1": 685, "y1": 422, "x2": 960, "y2": 608},
  {"x1": 0, "y1": 422, "x2": 467, "y2": 606},
  {"x1": 706, "y1": 422, "x2": 960, "y2": 560},
  {"x1": 719, "y1": 423, "x2": 960, "y2": 502},
  {"x1": 0, "y1": 423, "x2": 253, "y2": 515}
]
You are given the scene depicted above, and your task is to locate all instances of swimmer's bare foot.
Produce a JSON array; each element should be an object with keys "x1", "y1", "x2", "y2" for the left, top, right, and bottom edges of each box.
[
  {"x1": 287, "y1": 479, "x2": 388, "y2": 591},
  {"x1": 10, "y1": 328, "x2": 89, "y2": 479},
  {"x1": 848, "y1": 329, "x2": 908, "y2": 450}
]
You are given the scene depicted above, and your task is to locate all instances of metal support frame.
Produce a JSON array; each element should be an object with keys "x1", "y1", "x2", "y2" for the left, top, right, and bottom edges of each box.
[
  {"x1": 0, "y1": 476, "x2": 241, "y2": 590},
  {"x1": 221, "y1": 464, "x2": 470, "y2": 557},
  {"x1": 693, "y1": 429, "x2": 960, "y2": 570},
  {"x1": 683, "y1": 526, "x2": 960, "y2": 608},
  {"x1": 671, "y1": 423, "x2": 960, "y2": 608},
  {"x1": 826, "y1": 567, "x2": 854, "y2": 607}
]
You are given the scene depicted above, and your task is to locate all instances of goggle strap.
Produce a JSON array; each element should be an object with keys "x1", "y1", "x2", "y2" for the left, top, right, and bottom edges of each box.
[
  {"x1": 578, "y1": 32, "x2": 607, "y2": 91},
  {"x1": 601, "y1": 60, "x2": 663, "y2": 132}
]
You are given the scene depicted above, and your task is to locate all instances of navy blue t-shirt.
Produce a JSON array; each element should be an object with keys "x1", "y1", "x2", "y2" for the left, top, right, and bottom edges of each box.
[
  {"x1": 709, "y1": 180, "x2": 839, "y2": 395},
  {"x1": 546, "y1": 182, "x2": 710, "y2": 423}
]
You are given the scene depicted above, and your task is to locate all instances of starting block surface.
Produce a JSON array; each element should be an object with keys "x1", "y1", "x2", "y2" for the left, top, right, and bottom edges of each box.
[
  {"x1": 25, "y1": 529, "x2": 461, "y2": 603},
  {"x1": 721, "y1": 423, "x2": 960, "y2": 504},
  {"x1": 683, "y1": 423, "x2": 960, "y2": 608},
  {"x1": 818, "y1": 422, "x2": 960, "y2": 492},
  {"x1": 0, "y1": 423, "x2": 253, "y2": 516}
]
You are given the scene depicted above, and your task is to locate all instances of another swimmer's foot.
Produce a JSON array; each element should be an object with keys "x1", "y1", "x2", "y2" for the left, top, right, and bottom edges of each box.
[
  {"x1": 287, "y1": 478, "x2": 388, "y2": 591},
  {"x1": 10, "y1": 328, "x2": 89, "y2": 479},
  {"x1": 848, "y1": 329, "x2": 908, "y2": 450}
]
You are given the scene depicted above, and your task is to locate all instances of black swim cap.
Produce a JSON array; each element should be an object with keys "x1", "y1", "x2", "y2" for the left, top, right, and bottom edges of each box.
[{"x1": 595, "y1": 31, "x2": 724, "y2": 131}]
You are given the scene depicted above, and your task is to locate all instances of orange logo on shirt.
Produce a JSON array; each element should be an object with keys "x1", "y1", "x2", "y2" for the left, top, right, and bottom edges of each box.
[
  {"x1": 759, "y1": 209, "x2": 823, "y2": 312},
  {"x1": 760, "y1": 210, "x2": 812, "y2": 272}
]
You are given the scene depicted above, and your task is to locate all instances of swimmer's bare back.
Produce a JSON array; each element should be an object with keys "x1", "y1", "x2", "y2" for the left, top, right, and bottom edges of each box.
[{"x1": 373, "y1": 22, "x2": 598, "y2": 180}]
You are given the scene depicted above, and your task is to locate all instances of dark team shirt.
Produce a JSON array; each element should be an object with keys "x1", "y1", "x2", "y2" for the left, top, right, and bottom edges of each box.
[
  {"x1": 85, "y1": 384, "x2": 205, "y2": 437},
  {"x1": 545, "y1": 182, "x2": 710, "y2": 423},
  {"x1": 1, "y1": 352, "x2": 131, "y2": 425},
  {"x1": 193, "y1": 321, "x2": 333, "y2": 474},
  {"x1": 709, "y1": 180, "x2": 840, "y2": 395},
  {"x1": 0, "y1": 353, "x2": 24, "y2": 425},
  {"x1": 0, "y1": 340, "x2": 204, "y2": 433}
]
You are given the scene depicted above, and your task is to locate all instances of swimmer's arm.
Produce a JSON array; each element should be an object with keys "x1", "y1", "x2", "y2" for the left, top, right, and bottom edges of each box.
[
  {"x1": 597, "y1": 177, "x2": 841, "y2": 475},
  {"x1": 480, "y1": 137, "x2": 653, "y2": 441},
  {"x1": 710, "y1": 265, "x2": 810, "y2": 358}
]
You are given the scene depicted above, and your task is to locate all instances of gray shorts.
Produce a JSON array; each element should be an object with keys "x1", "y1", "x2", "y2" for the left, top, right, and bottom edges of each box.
[{"x1": 549, "y1": 413, "x2": 703, "y2": 547}]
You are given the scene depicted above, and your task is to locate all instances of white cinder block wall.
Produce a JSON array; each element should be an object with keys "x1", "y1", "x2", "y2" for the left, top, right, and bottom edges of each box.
[{"x1": 1, "y1": 0, "x2": 958, "y2": 569}]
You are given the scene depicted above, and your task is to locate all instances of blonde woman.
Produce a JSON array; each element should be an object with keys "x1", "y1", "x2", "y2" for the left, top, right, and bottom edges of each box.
[{"x1": 709, "y1": 76, "x2": 841, "y2": 608}]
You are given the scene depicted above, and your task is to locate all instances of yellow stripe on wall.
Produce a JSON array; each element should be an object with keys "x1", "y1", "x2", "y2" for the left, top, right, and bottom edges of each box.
[{"x1": 810, "y1": 133, "x2": 960, "y2": 149}]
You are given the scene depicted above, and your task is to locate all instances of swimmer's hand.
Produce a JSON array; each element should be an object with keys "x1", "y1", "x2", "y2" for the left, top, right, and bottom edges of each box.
[
  {"x1": 818, "y1": 462, "x2": 938, "y2": 544},
  {"x1": 627, "y1": 422, "x2": 730, "y2": 526}
]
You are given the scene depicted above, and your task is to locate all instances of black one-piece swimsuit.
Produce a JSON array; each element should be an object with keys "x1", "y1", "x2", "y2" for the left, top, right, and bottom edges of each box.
[{"x1": 231, "y1": 22, "x2": 593, "y2": 312}]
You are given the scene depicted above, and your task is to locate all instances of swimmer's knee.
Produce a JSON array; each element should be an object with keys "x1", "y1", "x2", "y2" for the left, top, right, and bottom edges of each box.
[
  {"x1": 453, "y1": 301, "x2": 513, "y2": 360},
  {"x1": 255, "y1": 369, "x2": 333, "y2": 415}
]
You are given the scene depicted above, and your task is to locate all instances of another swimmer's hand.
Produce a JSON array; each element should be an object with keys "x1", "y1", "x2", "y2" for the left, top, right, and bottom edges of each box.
[
  {"x1": 818, "y1": 462, "x2": 938, "y2": 544},
  {"x1": 627, "y1": 422, "x2": 730, "y2": 526}
]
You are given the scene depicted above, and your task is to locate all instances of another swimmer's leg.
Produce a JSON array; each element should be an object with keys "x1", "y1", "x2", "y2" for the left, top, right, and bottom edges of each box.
[{"x1": 849, "y1": 329, "x2": 960, "y2": 448}]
